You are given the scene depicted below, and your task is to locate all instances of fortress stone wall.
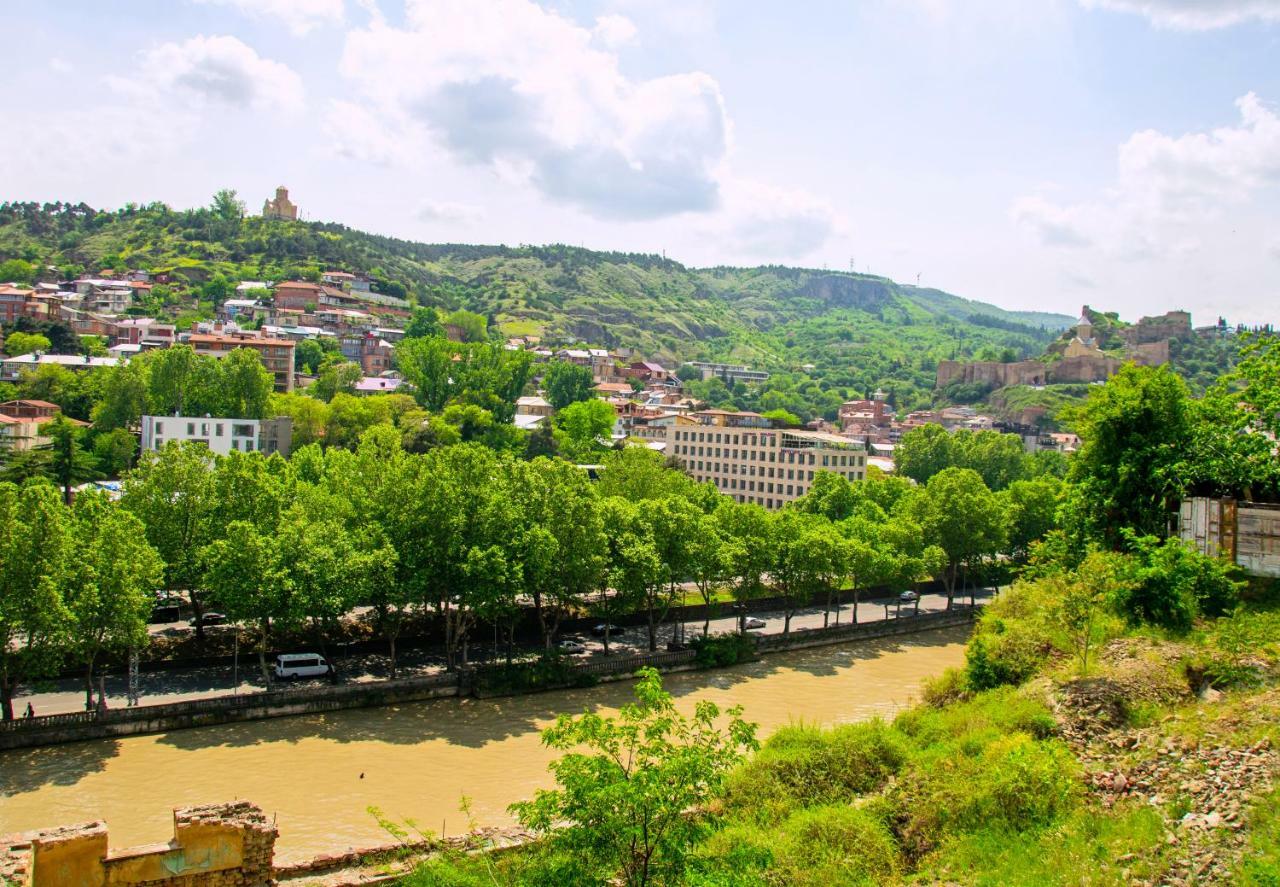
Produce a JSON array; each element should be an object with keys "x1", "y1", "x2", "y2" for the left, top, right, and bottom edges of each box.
[{"x1": 0, "y1": 802, "x2": 276, "y2": 887}]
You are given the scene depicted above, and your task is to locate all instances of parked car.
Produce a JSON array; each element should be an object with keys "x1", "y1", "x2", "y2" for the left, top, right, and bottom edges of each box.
[
  {"x1": 743, "y1": 616, "x2": 767, "y2": 631},
  {"x1": 274, "y1": 653, "x2": 332, "y2": 680},
  {"x1": 194, "y1": 611, "x2": 227, "y2": 627},
  {"x1": 149, "y1": 604, "x2": 181, "y2": 624},
  {"x1": 590, "y1": 623, "x2": 621, "y2": 637},
  {"x1": 558, "y1": 639, "x2": 587, "y2": 655},
  {"x1": 899, "y1": 590, "x2": 920, "y2": 603}
]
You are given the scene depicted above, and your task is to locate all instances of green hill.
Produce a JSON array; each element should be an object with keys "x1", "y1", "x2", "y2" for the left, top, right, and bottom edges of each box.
[{"x1": 0, "y1": 199, "x2": 1073, "y2": 416}]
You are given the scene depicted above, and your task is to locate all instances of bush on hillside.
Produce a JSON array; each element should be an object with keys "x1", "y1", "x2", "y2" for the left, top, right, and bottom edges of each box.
[{"x1": 720, "y1": 720, "x2": 908, "y2": 824}]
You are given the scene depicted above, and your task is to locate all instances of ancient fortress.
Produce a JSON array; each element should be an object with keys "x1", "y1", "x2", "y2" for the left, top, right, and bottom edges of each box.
[{"x1": 936, "y1": 307, "x2": 1192, "y2": 389}]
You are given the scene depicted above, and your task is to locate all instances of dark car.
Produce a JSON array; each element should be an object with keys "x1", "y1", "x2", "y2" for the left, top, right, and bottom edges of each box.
[
  {"x1": 194, "y1": 611, "x2": 227, "y2": 627},
  {"x1": 591, "y1": 623, "x2": 622, "y2": 637}
]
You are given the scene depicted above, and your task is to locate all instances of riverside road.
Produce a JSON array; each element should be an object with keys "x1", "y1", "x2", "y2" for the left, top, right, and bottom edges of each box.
[{"x1": 14, "y1": 588, "x2": 993, "y2": 717}]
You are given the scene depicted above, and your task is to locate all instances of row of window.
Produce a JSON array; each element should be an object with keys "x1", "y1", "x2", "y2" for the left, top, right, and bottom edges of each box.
[
  {"x1": 672, "y1": 442, "x2": 864, "y2": 469},
  {"x1": 154, "y1": 421, "x2": 256, "y2": 438},
  {"x1": 150, "y1": 437, "x2": 257, "y2": 452}
]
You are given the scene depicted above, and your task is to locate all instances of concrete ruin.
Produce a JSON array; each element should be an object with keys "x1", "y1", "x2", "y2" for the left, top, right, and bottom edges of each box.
[{"x1": 0, "y1": 802, "x2": 276, "y2": 887}]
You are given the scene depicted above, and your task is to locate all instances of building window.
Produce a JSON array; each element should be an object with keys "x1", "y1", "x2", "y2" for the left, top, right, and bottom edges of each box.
[
  {"x1": 155, "y1": 421, "x2": 164, "y2": 435},
  {"x1": 215, "y1": 424, "x2": 223, "y2": 437},
  {"x1": 186, "y1": 422, "x2": 195, "y2": 435}
]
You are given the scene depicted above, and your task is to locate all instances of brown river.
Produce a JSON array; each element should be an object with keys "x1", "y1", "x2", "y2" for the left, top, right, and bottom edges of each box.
[{"x1": 0, "y1": 627, "x2": 967, "y2": 863}]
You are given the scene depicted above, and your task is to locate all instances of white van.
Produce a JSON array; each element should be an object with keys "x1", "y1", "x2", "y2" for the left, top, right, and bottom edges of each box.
[{"x1": 274, "y1": 653, "x2": 332, "y2": 680}]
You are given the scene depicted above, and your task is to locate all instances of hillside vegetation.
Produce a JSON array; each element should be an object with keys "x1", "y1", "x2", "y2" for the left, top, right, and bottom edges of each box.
[{"x1": 0, "y1": 199, "x2": 1072, "y2": 414}]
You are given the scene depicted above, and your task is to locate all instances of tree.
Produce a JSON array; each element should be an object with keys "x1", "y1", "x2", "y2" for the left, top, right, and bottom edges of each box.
[
  {"x1": 769, "y1": 511, "x2": 849, "y2": 635},
  {"x1": 510, "y1": 458, "x2": 604, "y2": 650},
  {"x1": 211, "y1": 188, "x2": 245, "y2": 221},
  {"x1": 268, "y1": 392, "x2": 329, "y2": 446},
  {"x1": 793, "y1": 470, "x2": 858, "y2": 522},
  {"x1": 145, "y1": 346, "x2": 202, "y2": 416},
  {"x1": 202, "y1": 520, "x2": 293, "y2": 683},
  {"x1": 1001, "y1": 476, "x2": 1063, "y2": 559},
  {"x1": 555, "y1": 398, "x2": 615, "y2": 461},
  {"x1": 218, "y1": 347, "x2": 274, "y2": 418},
  {"x1": 718, "y1": 501, "x2": 772, "y2": 631},
  {"x1": 643, "y1": 496, "x2": 702, "y2": 651},
  {"x1": 906, "y1": 467, "x2": 1007, "y2": 608},
  {"x1": 92, "y1": 427, "x2": 138, "y2": 476},
  {"x1": 46, "y1": 415, "x2": 99, "y2": 504},
  {"x1": 1066, "y1": 364, "x2": 1193, "y2": 546},
  {"x1": 895, "y1": 424, "x2": 954, "y2": 486},
  {"x1": 543, "y1": 360, "x2": 595, "y2": 411},
  {"x1": 443, "y1": 309, "x2": 487, "y2": 342},
  {"x1": 64, "y1": 494, "x2": 163, "y2": 709},
  {"x1": 295, "y1": 338, "x2": 327, "y2": 375},
  {"x1": 92, "y1": 360, "x2": 148, "y2": 431},
  {"x1": 314, "y1": 360, "x2": 363, "y2": 402},
  {"x1": 4, "y1": 332, "x2": 51, "y2": 356},
  {"x1": 510, "y1": 668, "x2": 758, "y2": 887},
  {"x1": 0, "y1": 258, "x2": 35, "y2": 285},
  {"x1": 0, "y1": 482, "x2": 71, "y2": 720},
  {"x1": 687, "y1": 512, "x2": 729, "y2": 636},
  {"x1": 1061, "y1": 551, "x2": 1130, "y2": 675},
  {"x1": 404, "y1": 306, "x2": 444, "y2": 340},
  {"x1": 121, "y1": 443, "x2": 217, "y2": 638},
  {"x1": 599, "y1": 497, "x2": 661, "y2": 654}
]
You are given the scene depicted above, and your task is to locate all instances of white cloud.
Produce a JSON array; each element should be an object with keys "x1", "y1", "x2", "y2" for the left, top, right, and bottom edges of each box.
[
  {"x1": 416, "y1": 200, "x2": 486, "y2": 223},
  {"x1": 1078, "y1": 0, "x2": 1280, "y2": 29},
  {"x1": 191, "y1": 0, "x2": 344, "y2": 35},
  {"x1": 594, "y1": 14, "x2": 638, "y2": 47},
  {"x1": 116, "y1": 35, "x2": 305, "y2": 113},
  {"x1": 706, "y1": 180, "x2": 840, "y2": 261},
  {"x1": 335, "y1": 0, "x2": 729, "y2": 219},
  {"x1": 1269, "y1": 235, "x2": 1280, "y2": 260},
  {"x1": 1013, "y1": 93, "x2": 1280, "y2": 259}
]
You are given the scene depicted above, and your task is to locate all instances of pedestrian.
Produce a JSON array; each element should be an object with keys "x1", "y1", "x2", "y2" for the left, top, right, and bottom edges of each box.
[{"x1": 23, "y1": 702, "x2": 34, "y2": 719}]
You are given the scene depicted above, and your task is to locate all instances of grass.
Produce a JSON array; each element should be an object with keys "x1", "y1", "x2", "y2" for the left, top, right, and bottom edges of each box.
[{"x1": 1236, "y1": 786, "x2": 1280, "y2": 886}]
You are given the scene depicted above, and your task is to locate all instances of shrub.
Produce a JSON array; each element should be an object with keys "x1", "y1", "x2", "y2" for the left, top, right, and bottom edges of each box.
[
  {"x1": 474, "y1": 654, "x2": 597, "y2": 695},
  {"x1": 1115, "y1": 534, "x2": 1243, "y2": 632},
  {"x1": 964, "y1": 629, "x2": 1045, "y2": 690},
  {"x1": 720, "y1": 720, "x2": 909, "y2": 824},
  {"x1": 694, "y1": 806, "x2": 898, "y2": 887},
  {"x1": 921, "y1": 667, "x2": 970, "y2": 707},
  {"x1": 895, "y1": 733, "x2": 1080, "y2": 856},
  {"x1": 692, "y1": 632, "x2": 757, "y2": 668}
]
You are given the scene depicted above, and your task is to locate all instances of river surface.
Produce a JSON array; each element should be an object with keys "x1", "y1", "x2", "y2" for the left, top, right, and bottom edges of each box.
[{"x1": 0, "y1": 627, "x2": 967, "y2": 862}]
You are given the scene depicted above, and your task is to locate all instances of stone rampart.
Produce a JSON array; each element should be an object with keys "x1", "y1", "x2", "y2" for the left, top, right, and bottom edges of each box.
[{"x1": 0, "y1": 802, "x2": 276, "y2": 887}]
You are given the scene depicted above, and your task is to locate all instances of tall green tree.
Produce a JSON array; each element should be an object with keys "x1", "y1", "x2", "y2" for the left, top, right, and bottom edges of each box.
[
  {"x1": 0, "y1": 482, "x2": 71, "y2": 720},
  {"x1": 46, "y1": 414, "x2": 99, "y2": 504},
  {"x1": 543, "y1": 360, "x2": 596, "y2": 411},
  {"x1": 64, "y1": 494, "x2": 163, "y2": 709},
  {"x1": 1066, "y1": 364, "x2": 1193, "y2": 545},
  {"x1": 906, "y1": 467, "x2": 1007, "y2": 608},
  {"x1": 555, "y1": 398, "x2": 615, "y2": 461},
  {"x1": 121, "y1": 443, "x2": 218, "y2": 638},
  {"x1": 218, "y1": 347, "x2": 274, "y2": 419},
  {"x1": 202, "y1": 520, "x2": 293, "y2": 683}
]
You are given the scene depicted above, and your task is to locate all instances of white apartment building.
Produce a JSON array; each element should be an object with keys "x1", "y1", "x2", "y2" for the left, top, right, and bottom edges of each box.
[
  {"x1": 140, "y1": 415, "x2": 293, "y2": 457},
  {"x1": 666, "y1": 410, "x2": 866, "y2": 509}
]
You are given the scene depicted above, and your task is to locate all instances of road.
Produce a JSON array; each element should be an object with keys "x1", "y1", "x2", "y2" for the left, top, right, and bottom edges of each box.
[{"x1": 13, "y1": 588, "x2": 994, "y2": 717}]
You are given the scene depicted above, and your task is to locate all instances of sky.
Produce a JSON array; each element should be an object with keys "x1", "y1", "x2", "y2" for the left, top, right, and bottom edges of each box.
[{"x1": 4, "y1": 0, "x2": 1280, "y2": 324}]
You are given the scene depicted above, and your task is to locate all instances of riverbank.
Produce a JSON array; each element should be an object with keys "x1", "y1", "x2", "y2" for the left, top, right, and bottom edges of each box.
[
  {"x1": 0, "y1": 606, "x2": 978, "y2": 751},
  {"x1": 0, "y1": 624, "x2": 973, "y2": 863}
]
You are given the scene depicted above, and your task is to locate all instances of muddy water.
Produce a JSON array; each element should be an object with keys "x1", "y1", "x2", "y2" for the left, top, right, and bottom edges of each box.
[{"x1": 0, "y1": 627, "x2": 967, "y2": 862}]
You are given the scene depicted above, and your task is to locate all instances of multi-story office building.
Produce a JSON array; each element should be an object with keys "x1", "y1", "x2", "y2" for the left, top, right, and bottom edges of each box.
[{"x1": 666, "y1": 410, "x2": 866, "y2": 509}]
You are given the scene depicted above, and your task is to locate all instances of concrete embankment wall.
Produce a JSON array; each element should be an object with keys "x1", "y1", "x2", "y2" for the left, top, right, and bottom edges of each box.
[{"x1": 0, "y1": 610, "x2": 975, "y2": 752}]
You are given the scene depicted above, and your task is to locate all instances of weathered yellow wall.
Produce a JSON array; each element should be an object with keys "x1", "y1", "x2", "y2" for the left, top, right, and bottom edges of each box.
[{"x1": 30, "y1": 825, "x2": 107, "y2": 887}]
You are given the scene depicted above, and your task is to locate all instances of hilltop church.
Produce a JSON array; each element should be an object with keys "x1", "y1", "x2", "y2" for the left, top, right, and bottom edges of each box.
[{"x1": 262, "y1": 186, "x2": 298, "y2": 221}]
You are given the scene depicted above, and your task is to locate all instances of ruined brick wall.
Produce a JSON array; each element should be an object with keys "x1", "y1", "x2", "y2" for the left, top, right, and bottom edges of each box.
[
  {"x1": 1131, "y1": 340, "x2": 1170, "y2": 366},
  {"x1": 0, "y1": 802, "x2": 276, "y2": 887},
  {"x1": 935, "y1": 359, "x2": 1047, "y2": 389},
  {"x1": 1048, "y1": 354, "x2": 1121, "y2": 383},
  {"x1": 1122, "y1": 310, "x2": 1192, "y2": 345}
]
